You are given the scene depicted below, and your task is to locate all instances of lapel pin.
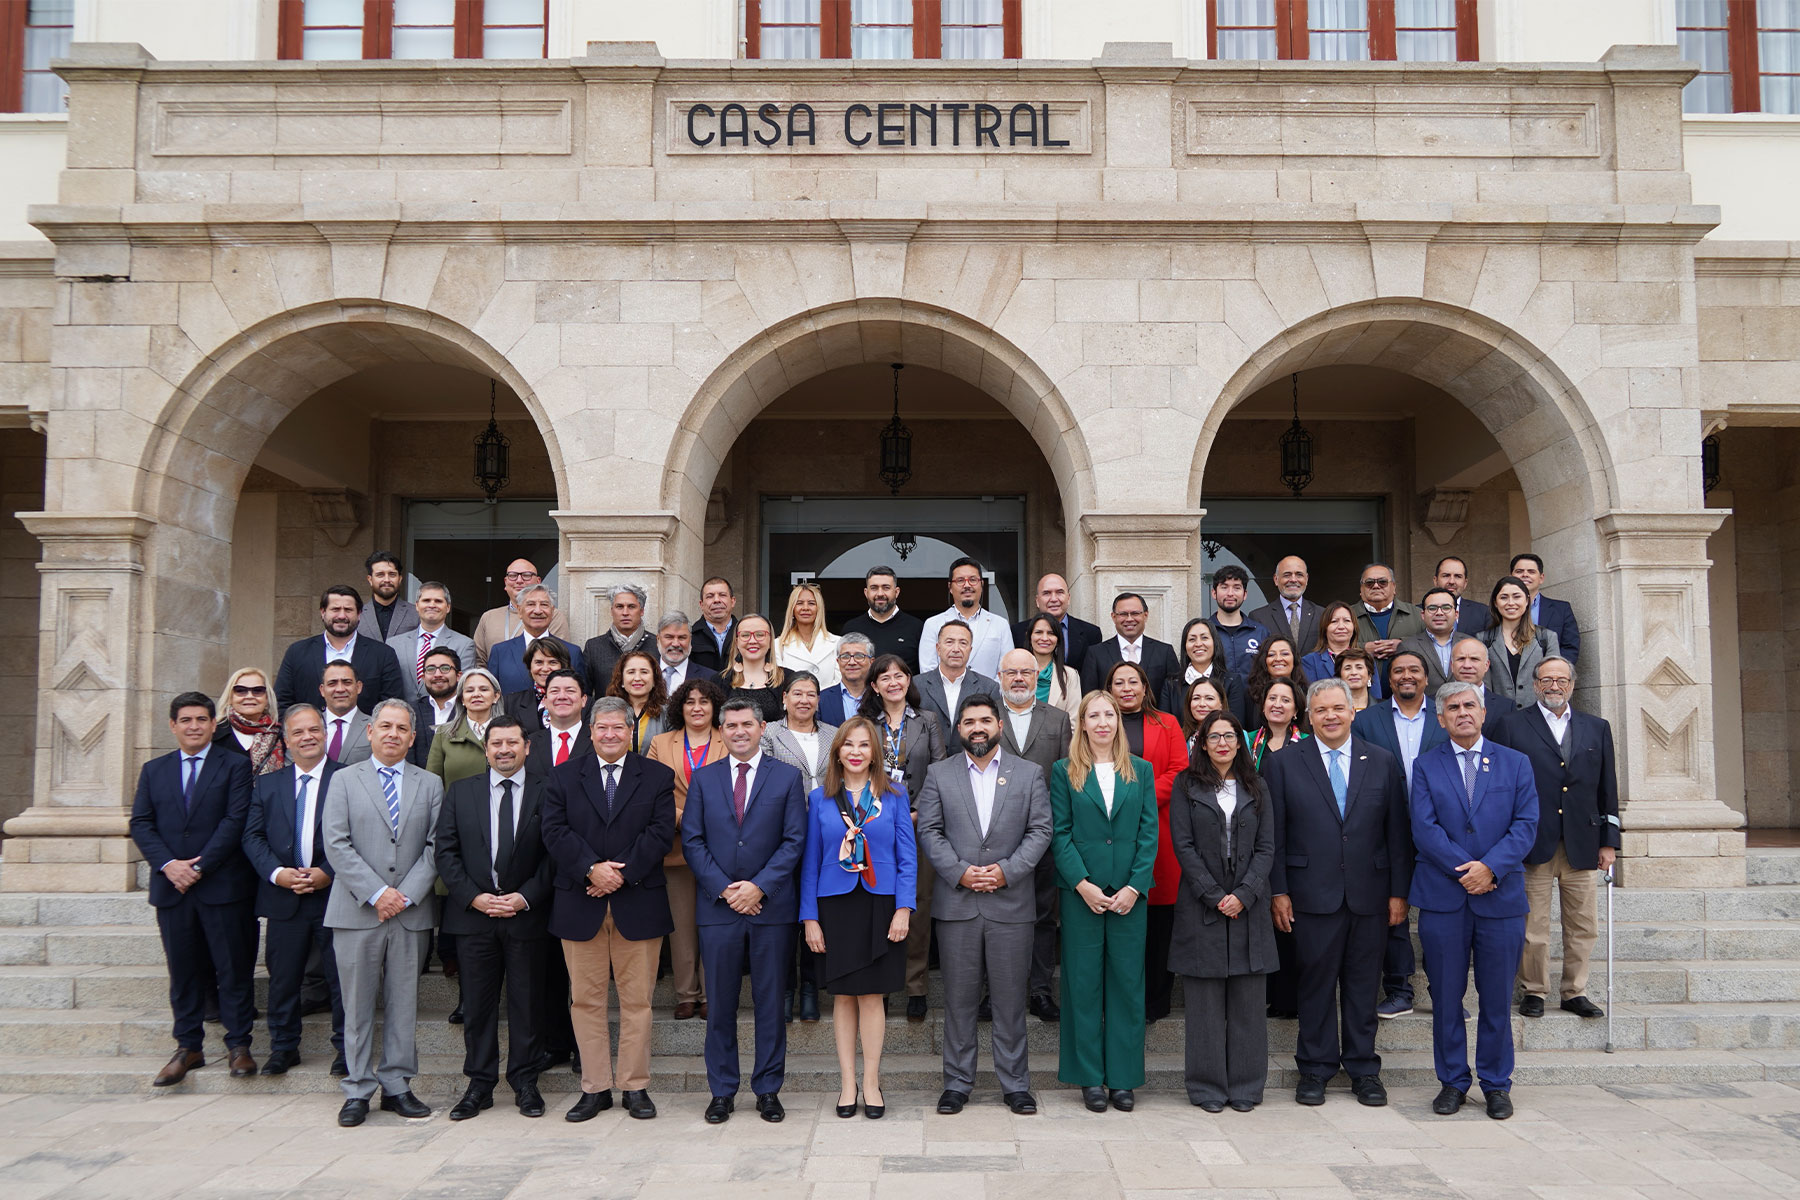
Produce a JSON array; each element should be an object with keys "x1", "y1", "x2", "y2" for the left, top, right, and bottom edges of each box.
[{"x1": 997, "y1": 777, "x2": 1007, "y2": 786}]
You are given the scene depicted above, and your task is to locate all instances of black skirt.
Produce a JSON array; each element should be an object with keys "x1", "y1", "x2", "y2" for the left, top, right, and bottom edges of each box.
[{"x1": 816, "y1": 886, "x2": 906, "y2": 996}]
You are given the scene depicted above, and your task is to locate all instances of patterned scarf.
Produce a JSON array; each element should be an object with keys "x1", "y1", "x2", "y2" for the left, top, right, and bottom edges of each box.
[
  {"x1": 228, "y1": 711, "x2": 287, "y2": 775},
  {"x1": 835, "y1": 783, "x2": 882, "y2": 887}
]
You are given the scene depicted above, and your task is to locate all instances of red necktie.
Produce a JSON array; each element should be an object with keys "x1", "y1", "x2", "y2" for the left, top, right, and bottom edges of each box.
[
  {"x1": 555, "y1": 731, "x2": 571, "y2": 766},
  {"x1": 733, "y1": 761, "x2": 750, "y2": 823},
  {"x1": 415, "y1": 630, "x2": 433, "y2": 683}
]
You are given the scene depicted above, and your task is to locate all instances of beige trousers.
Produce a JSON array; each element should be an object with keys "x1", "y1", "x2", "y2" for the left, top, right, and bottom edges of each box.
[
  {"x1": 665, "y1": 864, "x2": 705, "y2": 1005},
  {"x1": 563, "y1": 913, "x2": 662, "y2": 1093},
  {"x1": 1518, "y1": 844, "x2": 1599, "y2": 1001}
]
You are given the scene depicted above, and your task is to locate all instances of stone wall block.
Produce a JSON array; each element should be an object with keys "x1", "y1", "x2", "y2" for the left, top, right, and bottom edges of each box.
[
  {"x1": 424, "y1": 245, "x2": 506, "y2": 329},
  {"x1": 1468, "y1": 245, "x2": 1543, "y2": 327},
  {"x1": 1306, "y1": 244, "x2": 1377, "y2": 310},
  {"x1": 538, "y1": 280, "x2": 630, "y2": 333},
  {"x1": 1220, "y1": 279, "x2": 1287, "y2": 358},
  {"x1": 1422, "y1": 243, "x2": 1487, "y2": 307},
  {"x1": 1175, "y1": 170, "x2": 1278, "y2": 203},
  {"x1": 1368, "y1": 241, "x2": 1428, "y2": 298},
  {"x1": 1139, "y1": 279, "x2": 1224, "y2": 324},
  {"x1": 69, "y1": 282, "x2": 177, "y2": 329},
  {"x1": 1253, "y1": 245, "x2": 1331, "y2": 326},
  {"x1": 989, "y1": 277, "x2": 1055, "y2": 350},
  {"x1": 49, "y1": 325, "x2": 147, "y2": 370},
  {"x1": 1509, "y1": 280, "x2": 1576, "y2": 356},
  {"x1": 732, "y1": 246, "x2": 814, "y2": 330},
  {"x1": 1055, "y1": 278, "x2": 1138, "y2": 324},
  {"x1": 376, "y1": 243, "x2": 448, "y2": 310}
]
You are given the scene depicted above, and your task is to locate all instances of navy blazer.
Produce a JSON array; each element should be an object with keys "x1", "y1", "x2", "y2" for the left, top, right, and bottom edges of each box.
[
  {"x1": 274, "y1": 634, "x2": 406, "y2": 716},
  {"x1": 489, "y1": 634, "x2": 587, "y2": 697},
  {"x1": 1351, "y1": 701, "x2": 1449, "y2": 781},
  {"x1": 799, "y1": 783, "x2": 917, "y2": 919},
  {"x1": 1013, "y1": 612, "x2": 1103, "y2": 672},
  {"x1": 681, "y1": 756, "x2": 808, "y2": 927},
  {"x1": 817, "y1": 682, "x2": 871, "y2": 728},
  {"x1": 1080, "y1": 634, "x2": 1183, "y2": 700},
  {"x1": 130, "y1": 748, "x2": 257, "y2": 908},
  {"x1": 1407, "y1": 738, "x2": 1539, "y2": 917},
  {"x1": 243, "y1": 761, "x2": 341, "y2": 920},
  {"x1": 1496, "y1": 706, "x2": 1620, "y2": 870},
  {"x1": 1265, "y1": 736, "x2": 1411, "y2": 917},
  {"x1": 1532, "y1": 595, "x2": 1581, "y2": 666},
  {"x1": 1455, "y1": 599, "x2": 1491, "y2": 636},
  {"x1": 540, "y1": 752, "x2": 677, "y2": 942}
]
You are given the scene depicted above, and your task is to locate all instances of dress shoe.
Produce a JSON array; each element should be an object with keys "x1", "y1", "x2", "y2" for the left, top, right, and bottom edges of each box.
[
  {"x1": 538, "y1": 1049, "x2": 572, "y2": 1069},
  {"x1": 1485, "y1": 1090, "x2": 1514, "y2": 1120},
  {"x1": 330, "y1": 1053, "x2": 348, "y2": 1077},
  {"x1": 1028, "y1": 993, "x2": 1060, "y2": 1022},
  {"x1": 836, "y1": 1091, "x2": 859, "y2": 1119},
  {"x1": 937, "y1": 1089, "x2": 968, "y2": 1115},
  {"x1": 300, "y1": 997, "x2": 331, "y2": 1017},
  {"x1": 622, "y1": 1089, "x2": 657, "y2": 1120},
  {"x1": 1109, "y1": 1089, "x2": 1135, "y2": 1112},
  {"x1": 697, "y1": 1002, "x2": 708, "y2": 1019},
  {"x1": 673, "y1": 1001, "x2": 697, "y2": 1021},
  {"x1": 447, "y1": 1001, "x2": 464, "y2": 1025},
  {"x1": 1561, "y1": 996, "x2": 1604, "y2": 1018},
  {"x1": 1295, "y1": 1076, "x2": 1327, "y2": 1106},
  {"x1": 337, "y1": 1098, "x2": 369, "y2": 1127},
  {"x1": 449, "y1": 1087, "x2": 493, "y2": 1121},
  {"x1": 516, "y1": 1084, "x2": 545, "y2": 1118},
  {"x1": 380, "y1": 1090, "x2": 431, "y2": 1119},
  {"x1": 565, "y1": 1090, "x2": 612, "y2": 1122},
  {"x1": 1003, "y1": 1091, "x2": 1037, "y2": 1115},
  {"x1": 1519, "y1": 994, "x2": 1545, "y2": 1018},
  {"x1": 799, "y1": 983, "x2": 820, "y2": 1023},
  {"x1": 1376, "y1": 993, "x2": 1414, "y2": 1019},
  {"x1": 1267, "y1": 1007, "x2": 1298, "y2": 1020},
  {"x1": 1081, "y1": 1086, "x2": 1108, "y2": 1113},
  {"x1": 1350, "y1": 1075, "x2": 1387, "y2": 1107},
  {"x1": 977, "y1": 995, "x2": 992, "y2": 1022},
  {"x1": 704, "y1": 1095, "x2": 734, "y2": 1124},
  {"x1": 784, "y1": 989, "x2": 796, "y2": 1024},
  {"x1": 153, "y1": 1048, "x2": 205, "y2": 1087},
  {"x1": 570, "y1": 1050, "x2": 582, "y2": 1074},
  {"x1": 755, "y1": 1092, "x2": 785, "y2": 1123},
  {"x1": 229, "y1": 1046, "x2": 258, "y2": 1078},
  {"x1": 907, "y1": 995, "x2": 928, "y2": 1022},
  {"x1": 1432, "y1": 1084, "x2": 1467, "y2": 1115},
  {"x1": 262, "y1": 1049, "x2": 300, "y2": 1075},
  {"x1": 1228, "y1": 1100, "x2": 1256, "y2": 1112},
  {"x1": 1195, "y1": 1099, "x2": 1225, "y2": 1113}
]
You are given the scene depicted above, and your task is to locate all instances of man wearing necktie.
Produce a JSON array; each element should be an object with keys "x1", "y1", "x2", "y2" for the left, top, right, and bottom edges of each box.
[
  {"x1": 540, "y1": 697, "x2": 678, "y2": 1123},
  {"x1": 1265, "y1": 678, "x2": 1411, "y2": 1109},
  {"x1": 1410, "y1": 682, "x2": 1540, "y2": 1120},
  {"x1": 1248, "y1": 556, "x2": 1323, "y2": 662},
  {"x1": 130, "y1": 692, "x2": 260, "y2": 1087}
]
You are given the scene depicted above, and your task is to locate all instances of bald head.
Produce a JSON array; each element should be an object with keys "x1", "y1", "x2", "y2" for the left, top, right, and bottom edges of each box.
[
  {"x1": 998, "y1": 648, "x2": 1041, "y2": 710},
  {"x1": 1274, "y1": 556, "x2": 1309, "y2": 602},
  {"x1": 1451, "y1": 636, "x2": 1491, "y2": 684},
  {"x1": 1034, "y1": 574, "x2": 1070, "y2": 619}
]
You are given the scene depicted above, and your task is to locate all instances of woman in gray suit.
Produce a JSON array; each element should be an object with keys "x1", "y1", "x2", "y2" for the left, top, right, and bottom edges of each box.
[
  {"x1": 1168, "y1": 709, "x2": 1276, "y2": 1113},
  {"x1": 1477, "y1": 576, "x2": 1560, "y2": 707}
]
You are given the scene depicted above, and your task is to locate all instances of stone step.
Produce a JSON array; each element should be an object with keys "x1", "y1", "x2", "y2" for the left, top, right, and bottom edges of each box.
[
  {"x1": 1594, "y1": 959, "x2": 1800, "y2": 1004},
  {"x1": 1747, "y1": 849, "x2": 1800, "y2": 887},
  {"x1": 0, "y1": 925, "x2": 171, "y2": 967},
  {"x1": 0, "y1": 894, "x2": 159, "y2": 928}
]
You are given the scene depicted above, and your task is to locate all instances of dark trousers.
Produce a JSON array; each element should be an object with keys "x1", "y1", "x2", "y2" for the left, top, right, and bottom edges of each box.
[
  {"x1": 787, "y1": 943, "x2": 820, "y2": 992},
  {"x1": 1418, "y1": 907, "x2": 1525, "y2": 1094},
  {"x1": 698, "y1": 920, "x2": 793, "y2": 1098},
  {"x1": 264, "y1": 895, "x2": 343, "y2": 1055},
  {"x1": 1181, "y1": 974, "x2": 1269, "y2": 1106},
  {"x1": 158, "y1": 897, "x2": 256, "y2": 1052},
  {"x1": 1383, "y1": 914, "x2": 1415, "y2": 1003},
  {"x1": 1029, "y1": 860, "x2": 1059, "y2": 998},
  {"x1": 1291, "y1": 906, "x2": 1386, "y2": 1080},
  {"x1": 539, "y1": 944, "x2": 576, "y2": 1056},
  {"x1": 1265, "y1": 927, "x2": 1299, "y2": 1013},
  {"x1": 1145, "y1": 903, "x2": 1176, "y2": 1020},
  {"x1": 458, "y1": 927, "x2": 548, "y2": 1094}
]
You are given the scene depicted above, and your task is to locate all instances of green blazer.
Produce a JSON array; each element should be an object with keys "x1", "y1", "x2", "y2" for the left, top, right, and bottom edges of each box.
[
  {"x1": 424, "y1": 717, "x2": 490, "y2": 789},
  {"x1": 1050, "y1": 756, "x2": 1159, "y2": 898}
]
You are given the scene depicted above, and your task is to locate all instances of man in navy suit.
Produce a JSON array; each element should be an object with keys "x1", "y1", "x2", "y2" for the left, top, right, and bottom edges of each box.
[
  {"x1": 274, "y1": 584, "x2": 407, "y2": 716},
  {"x1": 1079, "y1": 592, "x2": 1183, "y2": 699},
  {"x1": 1499, "y1": 656, "x2": 1620, "y2": 1021},
  {"x1": 682, "y1": 697, "x2": 808, "y2": 1125},
  {"x1": 1434, "y1": 556, "x2": 1490, "y2": 636},
  {"x1": 129, "y1": 692, "x2": 260, "y2": 1086},
  {"x1": 1509, "y1": 553, "x2": 1581, "y2": 666},
  {"x1": 242, "y1": 703, "x2": 345, "y2": 1077},
  {"x1": 1409, "y1": 682, "x2": 1539, "y2": 1120},
  {"x1": 818, "y1": 633, "x2": 876, "y2": 726},
  {"x1": 1267, "y1": 678, "x2": 1412, "y2": 1108},
  {"x1": 540, "y1": 697, "x2": 677, "y2": 1123},
  {"x1": 1011, "y1": 572, "x2": 1102, "y2": 672}
]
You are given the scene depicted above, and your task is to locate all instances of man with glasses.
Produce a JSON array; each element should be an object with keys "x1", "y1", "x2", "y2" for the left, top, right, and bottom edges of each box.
[
  {"x1": 475, "y1": 558, "x2": 570, "y2": 668},
  {"x1": 1080, "y1": 592, "x2": 1181, "y2": 699},
  {"x1": 1498, "y1": 657, "x2": 1619, "y2": 1021},
  {"x1": 921, "y1": 557, "x2": 1013, "y2": 680},
  {"x1": 1399, "y1": 587, "x2": 1462, "y2": 694},
  {"x1": 389, "y1": 581, "x2": 475, "y2": 705},
  {"x1": 409, "y1": 646, "x2": 463, "y2": 768},
  {"x1": 1350, "y1": 563, "x2": 1424, "y2": 683},
  {"x1": 819, "y1": 633, "x2": 876, "y2": 725}
]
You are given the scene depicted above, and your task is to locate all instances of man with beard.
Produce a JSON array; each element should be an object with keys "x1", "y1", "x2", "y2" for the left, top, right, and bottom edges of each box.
[
  {"x1": 916, "y1": 694, "x2": 1052, "y2": 1116},
  {"x1": 921, "y1": 558, "x2": 1012, "y2": 680},
  {"x1": 358, "y1": 551, "x2": 418, "y2": 641},
  {"x1": 584, "y1": 583, "x2": 651, "y2": 698},
  {"x1": 655, "y1": 610, "x2": 716, "y2": 694},
  {"x1": 275, "y1": 585, "x2": 406, "y2": 716},
  {"x1": 389, "y1": 581, "x2": 475, "y2": 705},
  {"x1": 1011, "y1": 573, "x2": 1100, "y2": 672},
  {"x1": 1206, "y1": 565, "x2": 1268, "y2": 680},
  {"x1": 995, "y1": 649, "x2": 1072, "y2": 1020},
  {"x1": 843, "y1": 565, "x2": 925, "y2": 673},
  {"x1": 1434, "y1": 556, "x2": 1490, "y2": 635},
  {"x1": 474, "y1": 558, "x2": 571, "y2": 668},
  {"x1": 409, "y1": 645, "x2": 463, "y2": 768},
  {"x1": 1399, "y1": 587, "x2": 1462, "y2": 695}
]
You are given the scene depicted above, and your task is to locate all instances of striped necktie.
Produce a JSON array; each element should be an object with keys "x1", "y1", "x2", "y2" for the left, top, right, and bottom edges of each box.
[
  {"x1": 379, "y1": 767, "x2": 401, "y2": 837},
  {"x1": 415, "y1": 630, "x2": 433, "y2": 684}
]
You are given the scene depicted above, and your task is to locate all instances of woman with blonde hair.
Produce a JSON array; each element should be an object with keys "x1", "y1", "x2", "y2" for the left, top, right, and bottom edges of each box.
[
  {"x1": 775, "y1": 582, "x2": 843, "y2": 690},
  {"x1": 1051, "y1": 690, "x2": 1158, "y2": 1114},
  {"x1": 213, "y1": 666, "x2": 286, "y2": 774},
  {"x1": 725, "y1": 613, "x2": 786, "y2": 722}
]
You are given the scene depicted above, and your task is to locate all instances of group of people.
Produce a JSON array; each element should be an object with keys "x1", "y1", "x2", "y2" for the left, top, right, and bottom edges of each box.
[{"x1": 130, "y1": 547, "x2": 1618, "y2": 1124}]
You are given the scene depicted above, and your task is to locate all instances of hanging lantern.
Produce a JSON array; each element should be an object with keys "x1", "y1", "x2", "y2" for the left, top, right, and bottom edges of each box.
[
  {"x1": 1279, "y1": 372, "x2": 1314, "y2": 497},
  {"x1": 890, "y1": 532, "x2": 918, "y2": 561},
  {"x1": 474, "y1": 379, "x2": 510, "y2": 502},
  {"x1": 878, "y1": 362, "x2": 912, "y2": 495},
  {"x1": 1701, "y1": 433, "x2": 1721, "y2": 497}
]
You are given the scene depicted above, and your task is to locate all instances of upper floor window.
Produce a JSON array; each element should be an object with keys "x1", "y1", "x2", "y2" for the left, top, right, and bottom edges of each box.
[
  {"x1": 278, "y1": 0, "x2": 549, "y2": 60},
  {"x1": 1208, "y1": 0, "x2": 1477, "y2": 62},
  {"x1": 1679, "y1": 0, "x2": 1800, "y2": 113},
  {"x1": 1, "y1": 0, "x2": 73, "y2": 113},
  {"x1": 746, "y1": 0, "x2": 1021, "y2": 59}
]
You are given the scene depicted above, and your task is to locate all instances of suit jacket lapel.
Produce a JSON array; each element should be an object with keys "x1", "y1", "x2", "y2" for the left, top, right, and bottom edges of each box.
[
  {"x1": 1297, "y1": 742, "x2": 1342, "y2": 825},
  {"x1": 1081, "y1": 769, "x2": 1114, "y2": 821},
  {"x1": 1524, "y1": 705, "x2": 1561, "y2": 757}
]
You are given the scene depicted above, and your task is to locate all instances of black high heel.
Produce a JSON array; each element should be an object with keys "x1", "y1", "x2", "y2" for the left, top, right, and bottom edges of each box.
[
  {"x1": 836, "y1": 1087, "x2": 859, "y2": 1119},
  {"x1": 863, "y1": 1086, "x2": 885, "y2": 1120}
]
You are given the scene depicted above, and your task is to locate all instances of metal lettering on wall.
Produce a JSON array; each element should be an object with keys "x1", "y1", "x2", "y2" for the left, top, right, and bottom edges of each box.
[{"x1": 666, "y1": 99, "x2": 1091, "y2": 155}]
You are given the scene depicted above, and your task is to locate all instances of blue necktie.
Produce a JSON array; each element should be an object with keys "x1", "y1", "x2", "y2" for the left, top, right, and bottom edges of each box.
[
  {"x1": 1461, "y1": 750, "x2": 1478, "y2": 807},
  {"x1": 182, "y1": 756, "x2": 200, "y2": 811},
  {"x1": 1328, "y1": 749, "x2": 1348, "y2": 819},
  {"x1": 379, "y1": 767, "x2": 401, "y2": 837},
  {"x1": 294, "y1": 775, "x2": 311, "y2": 865}
]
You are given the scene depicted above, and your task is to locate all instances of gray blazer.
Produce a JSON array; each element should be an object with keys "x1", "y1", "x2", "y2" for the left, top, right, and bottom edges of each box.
[
  {"x1": 914, "y1": 751, "x2": 1052, "y2": 924},
  {"x1": 359, "y1": 597, "x2": 419, "y2": 642},
  {"x1": 873, "y1": 706, "x2": 946, "y2": 807},
  {"x1": 387, "y1": 625, "x2": 477, "y2": 704},
  {"x1": 998, "y1": 702, "x2": 1072, "y2": 778},
  {"x1": 915, "y1": 668, "x2": 1002, "y2": 755},
  {"x1": 761, "y1": 719, "x2": 839, "y2": 796},
  {"x1": 324, "y1": 708, "x2": 372, "y2": 766},
  {"x1": 1166, "y1": 772, "x2": 1277, "y2": 979},
  {"x1": 321, "y1": 758, "x2": 444, "y2": 932},
  {"x1": 1477, "y1": 626, "x2": 1561, "y2": 709}
]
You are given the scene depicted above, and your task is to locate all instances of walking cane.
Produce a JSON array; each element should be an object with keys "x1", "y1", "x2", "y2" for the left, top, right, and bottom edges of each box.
[{"x1": 1602, "y1": 866, "x2": 1615, "y2": 1054}]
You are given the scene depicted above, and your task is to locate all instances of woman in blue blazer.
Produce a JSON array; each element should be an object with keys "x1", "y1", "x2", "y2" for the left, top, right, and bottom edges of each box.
[{"x1": 800, "y1": 716, "x2": 917, "y2": 1119}]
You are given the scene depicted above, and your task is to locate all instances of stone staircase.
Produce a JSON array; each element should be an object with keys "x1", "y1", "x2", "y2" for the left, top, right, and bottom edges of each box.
[{"x1": 1, "y1": 850, "x2": 1798, "y2": 1097}]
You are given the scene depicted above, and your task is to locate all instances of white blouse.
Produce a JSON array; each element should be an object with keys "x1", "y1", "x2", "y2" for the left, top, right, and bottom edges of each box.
[
  {"x1": 1095, "y1": 762, "x2": 1117, "y2": 817},
  {"x1": 1216, "y1": 779, "x2": 1239, "y2": 820},
  {"x1": 775, "y1": 631, "x2": 843, "y2": 690}
]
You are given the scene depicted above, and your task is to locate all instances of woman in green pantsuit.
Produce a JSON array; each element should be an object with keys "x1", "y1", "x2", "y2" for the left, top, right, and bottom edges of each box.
[{"x1": 1051, "y1": 689, "x2": 1161, "y2": 1113}]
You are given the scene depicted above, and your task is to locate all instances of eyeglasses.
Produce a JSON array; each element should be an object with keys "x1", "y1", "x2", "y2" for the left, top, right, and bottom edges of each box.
[
  {"x1": 422, "y1": 665, "x2": 459, "y2": 675},
  {"x1": 232, "y1": 684, "x2": 267, "y2": 696},
  {"x1": 837, "y1": 652, "x2": 871, "y2": 662},
  {"x1": 999, "y1": 669, "x2": 1037, "y2": 677},
  {"x1": 504, "y1": 571, "x2": 539, "y2": 581},
  {"x1": 1203, "y1": 731, "x2": 1238, "y2": 744},
  {"x1": 1423, "y1": 603, "x2": 1455, "y2": 613},
  {"x1": 1537, "y1": 677, "x2": 1573, "y2": 688}
]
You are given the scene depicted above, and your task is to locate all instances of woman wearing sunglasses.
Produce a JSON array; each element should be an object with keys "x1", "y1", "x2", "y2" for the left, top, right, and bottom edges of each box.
[{"x1": 214, "y1": 667, "x2": 287, "y2": 775}]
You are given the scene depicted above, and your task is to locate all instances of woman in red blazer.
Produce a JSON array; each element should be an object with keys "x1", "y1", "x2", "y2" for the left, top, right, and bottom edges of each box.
[{"x1": 1102, "y1": 660, "x2": 1190, "y2": 1023}]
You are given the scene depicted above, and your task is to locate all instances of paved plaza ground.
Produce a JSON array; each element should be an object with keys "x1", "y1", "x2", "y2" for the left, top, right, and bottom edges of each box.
[{"x1": 3, "y1": 1080, "x2": 1797, "y2": 1199}]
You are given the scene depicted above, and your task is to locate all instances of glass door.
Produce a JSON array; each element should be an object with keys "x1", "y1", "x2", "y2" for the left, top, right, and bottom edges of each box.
[
  {"x1": 1199, "y1": 499, "x2": 1382, "y2": 616},
  {"x1": 405, "y1": 499, "x2": 560, "y2": 634}
]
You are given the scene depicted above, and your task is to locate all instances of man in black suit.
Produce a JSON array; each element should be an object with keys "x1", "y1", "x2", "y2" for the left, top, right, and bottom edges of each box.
[
  {"x1": 408, "y1": 645, "x2": 462, "y2": 768},
  {"x1": 916, "y1": 620, "x2": 1001, "y2": 756},
  {"x1": 690, "y1": 576, "x2": 740, "y2": 674},
  {"x1": 1266, "y1": 678, "x2": 1412, "y2": 1108},
  {"x1": 1510, "y1": 553, "x2": 1581, "y2": 666},
  {"x1": 997, "y1": 649, "x2": 1074, "y2": 1021},
  {"x1": 841, "y1": 565, "x2": 926, "y2": 674},
  {"x1": 129, "y1": 692, "x2": 260, "y2": 1086},
  {"x1": 540, "y1": 697, "x2": 678, "y2": 1123},
  {"x1": 1080, "y1": 592, "x2": 1182, "y2": 699},
  {"x1": 1434, "y1": 556, "x2": 1490, "y2": 635},
  {"x1": 1248, "y1": 555, "x2": 1324, "y2": 658},
  {"x1": 526, "y1": 669, "x2": 593, "y2": 776},
  {"x1": 275, "y1": 584, "x2": 407, "y2": 716},
  {"x1": 1011, "y1": 573, "x2": 1101, "y2": 672},
  {"x1": 242, "y1": 703, "x2": 344, "y2": 1076},
  {"x1": 1499, "y1": 656, "x2": 1619, "y2": 1020},
  {"x1": 1450, "y1": 638, "x2": 1517, "y2": 738},
  {"x1": 436, "y1": 716, "x2": 556, "y2": 1120}
]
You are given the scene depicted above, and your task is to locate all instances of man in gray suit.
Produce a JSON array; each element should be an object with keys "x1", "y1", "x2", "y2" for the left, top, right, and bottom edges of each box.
[
  {"x1": 916, "y1": 693, "x2": 1053, "y2": 1117},
  {"x1": 320, "y1": 662, "x2": 372, "y2": 766},
  {"x1": 322, "y1": 698, "x2": 444, "y2": 1127},
  {"x1": 916, "y1": 620, "x2": 1001, "y2": 756},
  {"x1": 388, "y1": 581, "x2": 476, "y2": 704},
  {"x1": 359, "y1": 551, "x2": 420, "y2": 642},
  {"x1": 996, "y1": 649, "x2": 1073, "y2": 1021}
]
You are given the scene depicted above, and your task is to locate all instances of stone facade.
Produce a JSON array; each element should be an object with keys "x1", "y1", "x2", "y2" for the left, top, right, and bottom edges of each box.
[{"x1": 0, "y1": 39, "x2": 1768, "y2": 889}]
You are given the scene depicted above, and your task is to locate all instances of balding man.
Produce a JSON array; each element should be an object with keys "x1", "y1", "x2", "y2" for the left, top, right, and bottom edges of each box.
[
  {"x1": 1012, "y1": 573, "x2": 1101, "y2": 672},
  {"x1": 1450, "y1": 637, "x2": 1516, "y2": 739},
  {"x1": 996, "y1": 648, "x2": 1072, "y2": 1020},
  {"x1": 1248, "y1": 556, "x2": 1324, "y2": 657},
  {"x1": 474, "y1": 559, "x2": 571, "y2": 668}
]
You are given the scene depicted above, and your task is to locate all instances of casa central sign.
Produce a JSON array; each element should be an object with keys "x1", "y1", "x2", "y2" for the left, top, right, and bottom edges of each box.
[{"x1": 666, "y1": 98, "x2": 1092, "y2": 155}]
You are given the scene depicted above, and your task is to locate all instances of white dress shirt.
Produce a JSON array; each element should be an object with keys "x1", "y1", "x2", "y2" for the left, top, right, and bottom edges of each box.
[
  {"x1": 1005, "y1": 704, "x2": 1034, "y2": 749},
  {"x1": 324, "y1": 632, "x2": 358, "y2": 664},
  {"x1": 966, "y1": 751, "x2": 1001, "y2": 835},
  {"x1": 428, "y1": 695, "x2": 458, "y2": 725},
  {"x1": 938, "y1": 669, "x2": 966, "y2": 723},
  {"x1": 1094, "y1": 761, "x2": 1117, "y2": 817},
  {"x1": 727, "y1": 750, "x2": 764, "y2": 813},
  {"x1": 1215, "y1": 778, "x2": 1239, "y2": 821},
  {"x1": 1117, "y1": 634, "x2": 1145, "y2": 664},
  {"x1": 271, "y1": 763, "x2": 326, "y2": 881},
  {"x1": 790, "y1": 727, "x2": 822, "y2": 787},
  {"x1": 662, "y1": 659, "x2": 689, "y2": 693},
  {"x1": 1538, "y1": 702, "x2": 1573, "y2": 746}
]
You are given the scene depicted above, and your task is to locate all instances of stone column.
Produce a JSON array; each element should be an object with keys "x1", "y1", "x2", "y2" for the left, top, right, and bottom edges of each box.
[
  {"x1": 1597, "y1": 510, "x2": 1746, "y2": 887},
  {"x1": 553, "y1": 511, "x2": 683, "y2": 644},
  {"x1": 1079, "y1": 513, "x2": 1204, "y2": 646},
  {"x1": 0, "y1": 512, "x2": 154, "y2": 892}
]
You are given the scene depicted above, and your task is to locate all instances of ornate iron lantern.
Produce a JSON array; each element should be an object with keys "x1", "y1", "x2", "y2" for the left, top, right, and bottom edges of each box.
[
  {"x1": 474, "y1": 379, "x2": 510, "y2": 502},
  {"x1": 1702, "y1": 433, "x2": 1721, "y2": 497},
  {"x1": 879, "y1": 362, "x2": 912, "y2": 495},
  {"x1": 890, "y1": 532, "x2": 918, "y2": 562},
  {"x1": 1279, "y1": 372, "x2": 1314, "y2": 496}
]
